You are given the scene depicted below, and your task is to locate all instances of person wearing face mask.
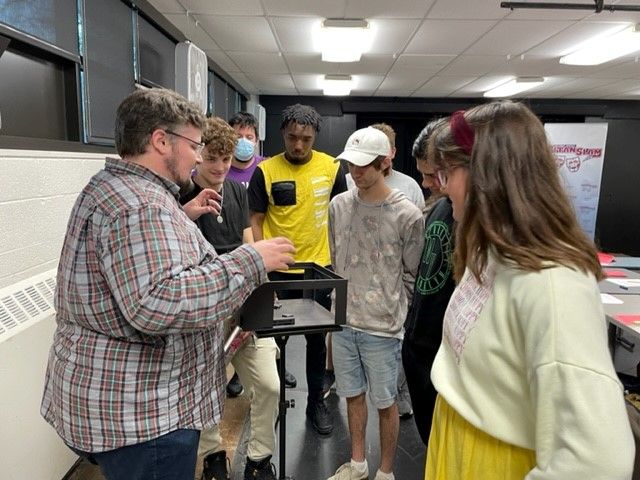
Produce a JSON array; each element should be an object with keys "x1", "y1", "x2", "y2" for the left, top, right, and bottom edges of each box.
[
  {"x1": 226, "y1": 111, "x2": 297, "y2": 396},
  {"x1": 228, "y1": 112, "x2": 265, "y2": 188},
  {"x1": 180, "y1": 117, "x2": 281, "y2": 480}
]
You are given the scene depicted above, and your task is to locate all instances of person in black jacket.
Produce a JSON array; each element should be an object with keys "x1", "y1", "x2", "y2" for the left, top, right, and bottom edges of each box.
[
  {"x1": 402, "y1": 118, "x2": 456, "y2": 446},
  {"x1": 181, "y1": 116, "x2": 280, "y2": 480}
]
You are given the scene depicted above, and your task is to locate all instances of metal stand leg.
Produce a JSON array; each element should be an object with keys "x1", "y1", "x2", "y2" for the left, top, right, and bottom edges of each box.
[{"x1": 275, "y1": 335, "x2": 294, "y2": 480}]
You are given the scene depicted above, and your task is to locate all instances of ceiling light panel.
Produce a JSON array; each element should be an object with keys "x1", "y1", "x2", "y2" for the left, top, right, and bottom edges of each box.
[{"x1": 484, "y1": 76, "x2": 545, "y2": 97}]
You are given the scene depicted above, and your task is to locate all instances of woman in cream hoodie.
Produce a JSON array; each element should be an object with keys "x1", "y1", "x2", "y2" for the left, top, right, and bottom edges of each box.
[{"x1": 425, "y1": 101, "x2": 634, "y2": 480}]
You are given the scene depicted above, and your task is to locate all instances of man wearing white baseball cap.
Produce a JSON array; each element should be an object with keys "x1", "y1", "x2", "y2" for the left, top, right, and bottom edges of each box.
[
  {"x1": 326, "y1": 127, "x2": 424, "y2": 480},
  {"x1": 338, "y1": 127, "x2": 392, "y2": 166}
]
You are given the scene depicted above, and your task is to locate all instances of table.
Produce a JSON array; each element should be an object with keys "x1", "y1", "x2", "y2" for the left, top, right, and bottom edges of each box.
[{"x1": 600, "y1": 268, "x2": 640, "y2": 295}]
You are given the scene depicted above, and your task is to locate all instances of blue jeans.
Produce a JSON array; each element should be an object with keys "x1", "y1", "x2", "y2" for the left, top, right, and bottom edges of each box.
[
  {"x1": 71, "y1": 429, "x2": 200, "y2": 480},
  {"x1": 332, "y1": 327, "x2": 401, "y2": 409}
]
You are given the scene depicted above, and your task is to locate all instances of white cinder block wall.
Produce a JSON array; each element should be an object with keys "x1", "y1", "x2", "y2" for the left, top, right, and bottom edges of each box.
[{"x1": 0, "y1": 149, "x2": 106, "y2": 480}]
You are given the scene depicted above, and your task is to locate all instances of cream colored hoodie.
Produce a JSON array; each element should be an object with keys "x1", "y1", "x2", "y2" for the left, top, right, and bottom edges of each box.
[
  {"x1": 431, "y1": 256, "x2": 634, "y2": 479},
  {"x1": 328, "y1": 188, "x2": 424, "y2": 337}
]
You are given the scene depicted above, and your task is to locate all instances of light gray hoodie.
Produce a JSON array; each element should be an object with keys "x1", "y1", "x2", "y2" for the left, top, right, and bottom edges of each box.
[{"x1": 329, "y1": 188, "x2": 424, "y2": 336}]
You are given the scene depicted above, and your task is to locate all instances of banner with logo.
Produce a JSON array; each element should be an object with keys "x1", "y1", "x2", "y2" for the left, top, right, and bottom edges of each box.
[{"x1": 544, "y1": 123, "x2": 608, "y2": 240}]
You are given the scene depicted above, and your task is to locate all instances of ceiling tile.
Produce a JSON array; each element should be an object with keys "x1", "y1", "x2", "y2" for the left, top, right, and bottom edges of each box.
[
  {"x1": 283, "y1": 53, "x2": 337, "y2": 74},
  {"x1": 292, "y1": 73, "x2": 384, "y2": 92},
  {"x1": 179, "y1": 0, "x2": 264, "y2": 15},
  {"x1": 388, "y1": 54, "x2": 455, "y2": 74},
  {"x1": 291, "y1": 74, "x2": 324, "y2": 93},
  {"x1": 261, "y1": 0, "x2": 347, "y2": 17},
  {"x1": 153, "y1": 0, "x2": 640, "y2": 99},
  {"x1": 284, "y1": 53, "x2": 395, "y2": 75},
  {"x1": 368, "y1": 19, "x2": 422, "y2": 55},
  {"x1": 227, "y1": 52, "x2": 288, "y2": 74},
  {"x1": 588, "y1": 59, "x2": 640, "y2": 79},
  {"x1": 574, "y1": 79, "x2": 640, "y2": 96},
  {"x1": 164, "y1": 13, "x2": 220, "y2": 50},
  {"x1": 335, "y1": 55, "x2": 397, "y2": 75},
  {"x1": 413, "y1": 75, "x2": 477, "y2": 97},
  {"x1": 466, "y1": 20, "x2": 573, "y2": 56},
  {"x1": 345, "y1": 0, "x2": 434, "y2": 18},
  {"x1": 226, "y1": 72, "x2": 259, "y2": 94},
  {"x1": 450, "y1": 75, "x2": 517, "y2": 96},
  {"x1": 489, "y1": 54, "x2": 597, "y2": 77},
  {"x1": 375, "y1": 73, "x2": 429, "y2": 94},
  {"x1": 271, "y1": 17, "x2": 320, "y2": 53},
  {"x1": 428, "y1": 0, "x2": 508, "y2": 20},
  {"x1": 245, "y1": 73, "x2": 296, "y2": 92},
  {"x1": 436, "y1": 55, "x2": 506, "y2": 76},
  {"x1": 196, "y1": 16, "x2": 278, "y2": 52},
  {"x1": 526, "y1": 21, "x2": 629, "y2": 56},
  {"x1": 204, "y1": 50, "x2": 241, "y2": 73},
  {"x1": 405, "y1": 20, "x2": 497, "y2": 55},
  {"x1": 536, "y1": 77, "x2": 620, "y2": 96}
]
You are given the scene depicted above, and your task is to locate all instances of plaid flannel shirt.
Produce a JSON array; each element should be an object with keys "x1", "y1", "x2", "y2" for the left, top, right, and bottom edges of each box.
[{"x1": 41, "y1": 157, "x2": 265, "y2": 452}]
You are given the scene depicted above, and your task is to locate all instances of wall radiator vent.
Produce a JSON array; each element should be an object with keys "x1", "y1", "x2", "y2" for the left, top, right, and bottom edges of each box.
[{"x1": 0, "y1": 269, "x2": 57, "y2": 343}]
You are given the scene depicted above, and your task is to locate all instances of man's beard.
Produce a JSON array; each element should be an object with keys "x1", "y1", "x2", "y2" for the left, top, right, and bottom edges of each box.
[
  {"x1": 165, "y1": 155, "x2": 190, "y2": 189},
  {"x1": 285, "y1": 152, "x2": 311, "y2": 165}
]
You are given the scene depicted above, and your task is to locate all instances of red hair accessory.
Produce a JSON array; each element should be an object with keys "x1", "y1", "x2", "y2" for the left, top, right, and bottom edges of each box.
[{"x1": 450, "y1": 110, "x2": 474, "y2": 156}]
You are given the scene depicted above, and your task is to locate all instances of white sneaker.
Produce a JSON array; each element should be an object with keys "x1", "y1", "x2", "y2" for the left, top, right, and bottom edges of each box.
[
  {"x1": 327, "y1": 462, "x2": 369, "y2": 480},
  {"x1": 373, "y1": 470, "x2": 394, "y2": 480}
]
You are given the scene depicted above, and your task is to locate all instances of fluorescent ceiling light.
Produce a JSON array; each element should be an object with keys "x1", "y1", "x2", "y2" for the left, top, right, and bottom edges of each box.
[
  {"x1": 560, "y1": 24, "x2": 640, "y2": 66},
  {"x1": 484, "y1": 77, "x2": 545, "y2": 98},
  {"x1": 321, "y1": 74, "x2": 354, "y2": 96},
  {"x1": 316, "y1": 19, "x2": 372, "y2": 63}
]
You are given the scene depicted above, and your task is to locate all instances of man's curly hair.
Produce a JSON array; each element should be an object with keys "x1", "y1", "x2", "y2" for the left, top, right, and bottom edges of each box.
[{"x1": 202, "y1": 116, "x2": 237, "y2": 157}]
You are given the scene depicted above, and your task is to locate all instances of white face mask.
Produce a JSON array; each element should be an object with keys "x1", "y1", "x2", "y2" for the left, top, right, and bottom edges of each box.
[{"x1": 234, "y1": 137, "x2": 255, "y2": 162}]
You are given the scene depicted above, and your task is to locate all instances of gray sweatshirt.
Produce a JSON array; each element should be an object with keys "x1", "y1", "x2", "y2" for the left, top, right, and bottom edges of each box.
[{"x1": 329, "y1": 188, "x2": 424, "y2": 336}]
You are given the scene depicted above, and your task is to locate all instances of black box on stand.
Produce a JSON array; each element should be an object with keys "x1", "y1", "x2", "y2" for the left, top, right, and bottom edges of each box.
[{"x1": 236, "y1": 262, "x2": 347, "y2": 336}]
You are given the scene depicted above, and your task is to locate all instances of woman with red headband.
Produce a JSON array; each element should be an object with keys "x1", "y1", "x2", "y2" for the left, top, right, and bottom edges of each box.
[{"x1": 425, "y1": 101, "x2": 633, "y2": 479}]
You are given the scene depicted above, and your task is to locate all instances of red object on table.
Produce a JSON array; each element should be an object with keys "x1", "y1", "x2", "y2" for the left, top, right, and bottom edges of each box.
[
  {"x1": 616, "y1": 314, "x2": 640, "y2": 325},
  {"x1": 598, "y1": 252, "x2": 615, "y2": 265},
  {"x1": 605, "y1": 269, "x2": 628, "y2": 278}
]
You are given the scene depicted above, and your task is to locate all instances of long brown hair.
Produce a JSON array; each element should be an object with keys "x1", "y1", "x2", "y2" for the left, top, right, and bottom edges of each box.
[{"x1": 432, "y1": 101, "x2": 603, "y2": 282}]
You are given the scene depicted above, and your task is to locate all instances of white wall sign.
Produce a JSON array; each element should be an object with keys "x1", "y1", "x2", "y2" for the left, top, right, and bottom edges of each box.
[{"x1": 544, "y1": 123, "x2": 608, "y2": 240}]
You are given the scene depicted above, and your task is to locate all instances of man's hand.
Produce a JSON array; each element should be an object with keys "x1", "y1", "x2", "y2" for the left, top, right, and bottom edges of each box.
[
  {"x1": 252, "y1": 237, "x2": 296, "y2": 272},
  {"x1": 183, "y1": 188, "x2": 221, "y2": 221}
]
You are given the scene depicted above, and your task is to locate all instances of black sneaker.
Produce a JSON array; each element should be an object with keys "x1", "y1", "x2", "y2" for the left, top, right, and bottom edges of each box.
[
  {"x1": 306, "y1": 397, "x2": 333, "y2": 435},
  {"x1": 202, "y1": 450, "x2": 229, "y2": 480},
  {"x1": 322, "y1": 369, "x2": 336, "y2": 399},
  {"x1": 244, "y1": 455, "x2": 277, "y2": 480},
  {"x1": 226, "y1": 372, "x2": 244, "y2": 398}
]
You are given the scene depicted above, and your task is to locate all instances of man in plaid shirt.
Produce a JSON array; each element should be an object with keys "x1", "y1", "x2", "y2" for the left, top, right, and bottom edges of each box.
[{"x1": 40, "y1": 88, "x2": 294, "y2": 480}]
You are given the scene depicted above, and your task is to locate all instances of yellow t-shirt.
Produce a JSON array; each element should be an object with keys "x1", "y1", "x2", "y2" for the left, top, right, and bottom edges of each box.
[{"x1": 256, "y1": 150, "x2": 339, "y2": 266}]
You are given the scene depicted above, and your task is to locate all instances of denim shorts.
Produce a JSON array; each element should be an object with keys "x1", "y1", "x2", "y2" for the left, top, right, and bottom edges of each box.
[{"x1": 331, "y1": 327, "x2": 401, "y2": 409}]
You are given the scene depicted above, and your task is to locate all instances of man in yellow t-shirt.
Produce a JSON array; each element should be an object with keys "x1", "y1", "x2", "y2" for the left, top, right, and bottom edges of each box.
[{"x1": 248, "y1": 104, "x2": 347, "y2": 435}]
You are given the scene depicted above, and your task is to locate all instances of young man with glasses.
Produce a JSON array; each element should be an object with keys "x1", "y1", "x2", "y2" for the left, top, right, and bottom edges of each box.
[{"x1": 41, "y1": 88, "x2": 295, "y2": 480}]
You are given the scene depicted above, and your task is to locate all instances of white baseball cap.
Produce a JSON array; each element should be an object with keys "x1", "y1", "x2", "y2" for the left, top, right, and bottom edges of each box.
[{"x1": 337, "y1": 127, "x2": 391, "y2": 167}]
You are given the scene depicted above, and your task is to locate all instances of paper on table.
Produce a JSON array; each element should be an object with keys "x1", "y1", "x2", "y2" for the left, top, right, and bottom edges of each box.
[
  {"x1": 604, "y1": 269, "x2": 627, "y2": 278},
  {"x1": 607, "y1": 279, "x2": 640, "y2": 288},
  {"x1": 616, "y1": 314, "x2": 640, "y2": 326},
  {"x1": 598, "y1": 252, "x2": 615, "y2": 265},
  {"x1": 601, "y1": 293, "x2": 624, "y2": 304}
]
